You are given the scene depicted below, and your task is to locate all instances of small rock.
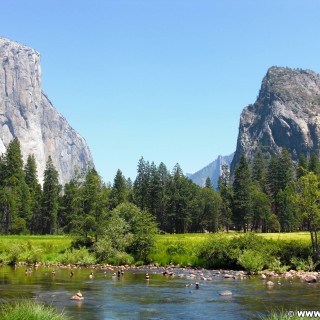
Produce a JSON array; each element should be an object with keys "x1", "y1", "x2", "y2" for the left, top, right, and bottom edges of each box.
[
  {"x1": 219, "y1": 290, "x2": 233, "y2": 296},
  {"x1": 266, "y1": 281, "x2": 274, "y2": 286},
  {"x1": 305, "y1": 275, "x2": 317, "y2": 283}
]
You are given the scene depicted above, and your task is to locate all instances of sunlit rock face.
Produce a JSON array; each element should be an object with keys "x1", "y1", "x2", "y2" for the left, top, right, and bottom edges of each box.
[
  {"x1": 0, "y1": 36, "x2": 93, "y2": 184},
  {"x1": 231, "y1": 67, "x2": 320, "y2": 172}
]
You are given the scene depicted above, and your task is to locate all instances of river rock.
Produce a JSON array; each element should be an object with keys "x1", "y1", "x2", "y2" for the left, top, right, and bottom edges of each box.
[
  {"x1": 266, "y1": 281, "x2": 274, "y2": 286},
  {"x1": 219, "y1": 290, "x2": 233, "y2": 296},
  {"x1": 224, "y1": 274, "x2": 234, "y2": 279},
  {"x1": 304, "y1": 275, "x2": 317, "y2": 283}
]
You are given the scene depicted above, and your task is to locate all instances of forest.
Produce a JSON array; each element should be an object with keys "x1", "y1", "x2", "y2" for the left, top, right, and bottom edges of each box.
[
  {"x1": 1, "y1": 138, "x2": 320, "y2": 264},
  {"x1": 1, "y1": 139, "x2": 320, "y2": 240}
]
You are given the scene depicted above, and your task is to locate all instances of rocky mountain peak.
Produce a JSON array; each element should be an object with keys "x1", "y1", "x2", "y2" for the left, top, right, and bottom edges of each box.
[
  {"x1": 0, "y1": 36, "x2": 93, "y2": 184},
  {"x1": 231, "y1": 66, "x2": 320, "y2": 172}
]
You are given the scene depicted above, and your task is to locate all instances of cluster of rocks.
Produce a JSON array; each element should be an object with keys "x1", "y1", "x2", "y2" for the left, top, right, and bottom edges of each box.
[{"x1": 261, "y1": 270, "x2": 320, "y2": 285}]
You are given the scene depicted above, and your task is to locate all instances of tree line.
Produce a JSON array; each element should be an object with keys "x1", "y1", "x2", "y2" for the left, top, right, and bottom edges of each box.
[{"x1": 1, "y1": 139, "x2": 320, "y2": 242}]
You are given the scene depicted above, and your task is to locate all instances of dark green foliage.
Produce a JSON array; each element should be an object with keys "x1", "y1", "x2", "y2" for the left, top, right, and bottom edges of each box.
[
  {"x1": 109, "y1": 169, "x2": 128, "y2": 209},
  {"x1": 24, "y1": 155, "x2": 42, "y2": 233},
  {"x1": 233, "y1": 155, "x2": 252, "y2": 231},
  {"x1": 0, "y1": 139, "x2": 30, "y2": 234},
  {"x1": 296, "y1": 154, "x2": 308, "y2": 179},
  {"x1": 308, "y1": 153, "x2": 320, "y2": 175},
  {"x1": 218, "y1": 164, "x2": 233, "y2": 231},
  {"x1": 41, "y1": 156, "x2": 59, "y2": 234},
  {"x1": 252, "y1": 150, "x2": 267, "y2": 191}
]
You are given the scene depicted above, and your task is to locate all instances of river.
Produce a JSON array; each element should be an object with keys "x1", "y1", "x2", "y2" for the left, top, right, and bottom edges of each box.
[{"x1": 0, "y1": 266, "x2": 319, "y2": 319}]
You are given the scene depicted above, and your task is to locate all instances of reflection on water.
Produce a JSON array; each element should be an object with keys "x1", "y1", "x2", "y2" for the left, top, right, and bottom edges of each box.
[{"x1": 0, "y1": 266, "x2": 319, "y2": 319}]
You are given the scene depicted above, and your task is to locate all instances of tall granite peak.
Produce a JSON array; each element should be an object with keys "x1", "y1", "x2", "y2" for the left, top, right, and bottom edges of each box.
[
  {"x1": 231, "y1": 66, "x2": 320, "y2": 172},
  {"x1": 0, "y1": 36, "x2": 93, "y2": 184},
  {"x1": 187, "y1": 153, "x2": 234, "y2": 188}
]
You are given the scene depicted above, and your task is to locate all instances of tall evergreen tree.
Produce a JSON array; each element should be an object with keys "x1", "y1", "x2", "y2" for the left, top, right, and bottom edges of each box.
[
  {"x1": 296, "y1": 154, "x2": 308, "y2": 179},
  {"x1": 157, "y1": 162, "x2": 170, "y2": 231},
  {"x1": 82, "y1": 168, "x2": 108, "y2": 241},
  {"x1": 252, "y1": 150, "x2": 267, "y2": 191},
  {"x1": 133, "y1": 157, "x2": 150, "y2": 210},
  {"x1": 217, "y1": 164, "x2": 233, "y2": 231},
  {"x1": 308, "y1": 153, "x2": 320, "y2": 175},
  {"x1": 41, "y1": 156, "x2": 59, "y2": 234},
  {"x1": 24, "y1": 155, "x2": 42, "y2": 233},
  {"x1": 1, "y1": 138, "x2": 30, "y2": 233},
  {"x1": 233, "y1": 155, "x2": 252, "y2": 232},
  {"x1": 109, "y1": 169, "x2": 128, "y2": 209}
]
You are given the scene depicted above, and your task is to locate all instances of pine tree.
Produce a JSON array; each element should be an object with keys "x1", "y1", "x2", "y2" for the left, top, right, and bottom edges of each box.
[
  {"x1": 24, "y1": 155, "x2": 42, "y2": 233},
  {"x1": 82, "y1": 168, "x2": 108, "y2": 241},
  {"x1": 41, "y1": 156, "x2": 59, "y2": 234},
  {"x1": 308, "y1": 153, "x2": 320, "y2": 175},
  {"x1": 133, "y1": 157, "x2": 150, "y2": 210},
  {"x1": 217, "y1": 164, "x2": 233, "y2": 232},
  {"x1": 109, "y1": 169, "x2": 128, "y2": 209},
  {"x1": 233, "y1": 155, "x2": 252, "y2": 232},
  {"x1": 252, "y1": 150, "x2": 267, "y2": 191},
  {"x1": 1, "y1": 138, "x2": 30, "y2": 233},
  {"x1": 296, "y1": 154, "x2": 308, "y2": 179}
]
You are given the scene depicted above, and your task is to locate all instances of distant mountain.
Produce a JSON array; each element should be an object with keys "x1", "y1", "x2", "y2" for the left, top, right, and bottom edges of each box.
[
  {"x1": 231, "y1": 66, "x2": 320, "y2": 172},
  {"x1": 187, "y1": 153, "x2": 234, "y2": 188},
  {"x1": 0, "y1": 37, "x2": 93, "y2": 184}
]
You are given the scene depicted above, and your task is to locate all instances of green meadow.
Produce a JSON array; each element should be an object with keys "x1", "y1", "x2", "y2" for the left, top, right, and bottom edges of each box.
[{"x1": 0, "y1": 232, "x2": 312, "y2": 270}]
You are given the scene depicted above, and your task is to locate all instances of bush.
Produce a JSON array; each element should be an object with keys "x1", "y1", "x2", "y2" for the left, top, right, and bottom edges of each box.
[
  {"x1": 93, "y1": 237, "x2": 115, "y2": 263},
  {"x1": 237, "y1": 249, "x2": 265, "y2": 274},
  {"x1": 58, "y1": 247, "x2": 96, "y2": 265},
  {"x1": 166, "y1": 244, "x2": 187, "y2": 255},
  {"x1": 107, "y1": 252, "x2": 134, "y2": 265},
  {"x1": 199, "y1": 234, "x2": 239, "y2": 269}
]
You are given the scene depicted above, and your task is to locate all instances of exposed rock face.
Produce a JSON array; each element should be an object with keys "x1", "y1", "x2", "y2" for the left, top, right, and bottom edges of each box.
[
  {"x1": 187, "y1": 153, "x2": 234, "y2": 188},
  {"x1": 231, "y1": 67, "x2": 320, "y2": 172},
  {"x1": 0, "y1": 37, "x2": 93, "y2": 184}
]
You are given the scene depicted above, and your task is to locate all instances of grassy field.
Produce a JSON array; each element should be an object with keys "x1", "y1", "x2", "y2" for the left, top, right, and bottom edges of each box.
[{"x1": 0, "y1": 232, "x2": 312, "y2": 267}]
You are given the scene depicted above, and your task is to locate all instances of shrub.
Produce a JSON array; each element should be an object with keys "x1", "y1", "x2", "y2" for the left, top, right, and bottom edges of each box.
[
  {"x1": 166, "y1": 244, "x2": 187, "y2": 255},
  {"x1": 237, "y1": 249, "x2": 265, "y2": 274},
  {"x1": 58, "y1": 247, "x2": 96, "y2": 265}
]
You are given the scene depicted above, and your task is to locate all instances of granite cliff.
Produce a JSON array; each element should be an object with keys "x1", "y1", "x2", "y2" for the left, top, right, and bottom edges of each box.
[
  {"x1": 0, "y1": 37, "x2": 93, "y2": 184},
  {"x1": 231, "y1": 67, "x2": 320, "y2": 172},
  {"x1": 187, "y1": 153, "x2": 234, "y2": 188}
]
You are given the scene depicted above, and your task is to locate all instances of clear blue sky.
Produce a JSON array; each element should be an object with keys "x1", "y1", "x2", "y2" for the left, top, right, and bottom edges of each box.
[{"x1": 1, "y1": 0, "x2": 320, "y2": 183}]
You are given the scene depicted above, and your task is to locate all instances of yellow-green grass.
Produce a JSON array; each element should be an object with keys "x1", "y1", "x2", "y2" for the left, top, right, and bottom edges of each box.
[{"x1": 0, "y1": 235, "x2": 72, "y2": 264}]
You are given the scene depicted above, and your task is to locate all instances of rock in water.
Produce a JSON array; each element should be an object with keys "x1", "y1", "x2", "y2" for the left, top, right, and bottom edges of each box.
[
  {"x1": 231, "y1": 67, "x2": 320, "y2": 172},
  {"x1": 0, "y1": 37, "x2": 93, "y2": 184}
]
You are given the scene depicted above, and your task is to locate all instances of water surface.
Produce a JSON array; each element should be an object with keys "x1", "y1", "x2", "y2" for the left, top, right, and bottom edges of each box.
[{"x1": 0, "y1": 266, "x2": 319, "y2": 319}]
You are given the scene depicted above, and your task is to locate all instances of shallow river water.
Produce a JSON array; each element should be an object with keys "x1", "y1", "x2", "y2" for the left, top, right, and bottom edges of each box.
[{"x1": 0, "y1": 266, "x2": 319, "y2": 319}]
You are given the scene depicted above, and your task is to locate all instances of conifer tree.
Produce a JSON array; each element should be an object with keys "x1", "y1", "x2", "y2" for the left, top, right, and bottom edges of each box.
[
  {"x1": 24, "y1": 155, "x2": 42, "y2": 233},
  {"x1": 41, "y1": 156, "x2": 59, "y2": 234},
  {"x1": 308, "y1": 153, "x2": 320, "y2": 175},
  {"x1": 296, "y1": 154, "x2": 308, "y2": 179},
  {"x1": 233, "y1": 155, "x2": 252, "y2": 232},
  {"x1": 109, "y1": 169, "x2": 128, "y2": 209},
  {"x1": 217, "y1": 164, "x2": 233, "y2": 232},
  {"x1": 0, "y1": 138, "x2": 30, "y2": 233},
  {"x1": 133, "y1": 157, "x2": 150, "y2": 210}
]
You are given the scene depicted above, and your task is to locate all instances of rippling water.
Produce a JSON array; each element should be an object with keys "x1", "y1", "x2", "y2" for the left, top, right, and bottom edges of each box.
[{"x1": 0, "y1": 266, "x2": 319, "y2": 319}]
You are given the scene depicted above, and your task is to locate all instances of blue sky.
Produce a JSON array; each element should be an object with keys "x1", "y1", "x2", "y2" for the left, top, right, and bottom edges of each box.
[{"x1": 1, "y1": 0, "x2": 320, "y2": 183}]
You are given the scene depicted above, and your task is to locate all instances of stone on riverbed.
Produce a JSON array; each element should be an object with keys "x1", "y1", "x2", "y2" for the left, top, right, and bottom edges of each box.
[
  {"x1": 304, "y1": 275, "x2": 317, "y2": 283},
  {"x1": 219, "y1": 290, "x2": 233, "y2": 296}
]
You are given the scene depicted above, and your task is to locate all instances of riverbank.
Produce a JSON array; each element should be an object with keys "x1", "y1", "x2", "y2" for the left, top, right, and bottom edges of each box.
[{"x1": 0, "y1": 233, "x2": 315, "y2": 273}]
